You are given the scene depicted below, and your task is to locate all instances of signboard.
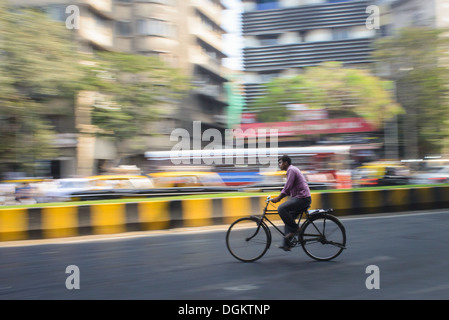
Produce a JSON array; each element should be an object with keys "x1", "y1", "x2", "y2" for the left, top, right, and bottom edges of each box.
[{"x1": 235, "y1": 118, "x2": 377, "y2": 138}]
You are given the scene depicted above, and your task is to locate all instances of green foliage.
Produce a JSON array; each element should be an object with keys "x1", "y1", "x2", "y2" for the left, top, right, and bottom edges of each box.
[
  {"x1": 0, "y1": 3, "x2": 82, "y2": 98},
  {"x1": 0, "y1": 1, "x2": 82, "y2": 174},
  {"x1": 0, "y1": 0, "x2": 190, "y2": 173},
  {"x1": 82, "y1": 51, "x2": 190, "y2": 145},
  {"x1": 373, "y1": 27, "x2": 449, "y2": 155},
  {"x1": 250, "y1": 61, "x2": 403, "y2": 127}
]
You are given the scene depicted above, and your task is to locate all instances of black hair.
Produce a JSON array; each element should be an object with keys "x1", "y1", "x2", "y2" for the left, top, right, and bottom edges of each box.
[{"x1": 278, "y1": 155, "x2": 291, "y2": 165}]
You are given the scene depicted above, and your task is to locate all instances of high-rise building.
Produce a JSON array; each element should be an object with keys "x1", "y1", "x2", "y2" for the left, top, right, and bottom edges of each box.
[
  {"x1": 241, "y1": 0, "x2": 376, "y2": 108},
  {"x1": 11, "y1": 0, "x2": 229, "y2": 175},
  {"x1": 390, "y1": 0, "x2": 449, "y2": 30}
]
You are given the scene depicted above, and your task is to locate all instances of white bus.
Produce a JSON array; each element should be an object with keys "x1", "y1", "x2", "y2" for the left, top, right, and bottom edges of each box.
[{"x1": 145, "y1": 145, "x2": 352, "y2": 187}]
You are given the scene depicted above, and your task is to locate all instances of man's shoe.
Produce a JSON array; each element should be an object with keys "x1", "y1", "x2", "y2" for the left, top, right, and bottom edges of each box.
[
  {"x1": 278, "y1": 245, "x2": 292, "y2": 252},
  {"x1": 284, "y1": 229, "x2": 300, "y2": 241}
]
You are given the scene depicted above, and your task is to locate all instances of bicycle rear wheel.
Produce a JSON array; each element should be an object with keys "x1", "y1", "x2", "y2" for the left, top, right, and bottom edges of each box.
[
  {"x1": 226, "y1": 217, "x2": 271, "y2": 262},
  {"x1": 300, "y1": 214, "x2": 346, "y2": 261}
]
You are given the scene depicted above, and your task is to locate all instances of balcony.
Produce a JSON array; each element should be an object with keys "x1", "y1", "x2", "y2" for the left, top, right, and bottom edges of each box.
[
  {"x1": 193, "y1": 81, "x2": 227, "y2": 103},
  {"x1": 79, "y1": 16, "x2": 114, "y2": 49},
  {"x1": 83, "y1": 0, "x2": 113, "y2": 17},
  {"x1": 189, "y1": 45, "x2": 227, "y2": 78},
  {"x1": 191, "y1": 0, "x2": 224, "y2": 27},
  {"x1": 189, "y1": 17, "x2": 225, "y2": 54}
]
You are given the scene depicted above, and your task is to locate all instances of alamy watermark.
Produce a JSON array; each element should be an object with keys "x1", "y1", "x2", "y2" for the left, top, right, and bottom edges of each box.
[
  {"x1": 65, "y1": 265, "x2": 80, "y2": 290},
  {"x1": 365, "y1": 265, "x2": 380, "y2": 290},
  {"x1": 366, "y1": 5, "x2": 380, "y2": 30},
  {"x1": 64, "y1": 5, "x2": 380, "y2": 33},
  {"x1": 170, "y1": 121, "x2": 279, "y2": 169},
  {"x1": 65, "y1": 5, "x2": 80, "y2": 30}
]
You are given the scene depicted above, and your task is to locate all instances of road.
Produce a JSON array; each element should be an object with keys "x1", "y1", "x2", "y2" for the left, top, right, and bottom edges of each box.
[{"x1": 1, "y1": 209, "x2": 449, "y2": 301}]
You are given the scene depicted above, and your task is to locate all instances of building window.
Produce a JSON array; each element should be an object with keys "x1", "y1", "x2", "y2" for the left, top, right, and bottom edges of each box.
[
  {"x1": 379, "y1": 24, "x2": 392, "y2": 37},
  {"x1": 137, "y1": 19, "x2": 176, "y2": 37},
  {"x1": 332, "y1": 27, "x2": 350, "y2": 40},
  {"x1": 95, "y1": 15, "x2": 111, "y2": 30},
  {"x1": 45, "y1": 5, "x2": 66, "y2": 22},
  {"x1": 116, "y1": 21, "x2": 132, "y2": 36},
  {"x1": 256, "y1": 0, "x2": 279, "y2": 10},
  {"x1": 259, "y1": 34, "x2": 278, "y2": 46},
  {"x1": 197, "y1": 39, "x2": 222, "y2": 65}
]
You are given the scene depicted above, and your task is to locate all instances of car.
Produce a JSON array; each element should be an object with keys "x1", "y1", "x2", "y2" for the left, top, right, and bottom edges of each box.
[
  {"x1": 409, "y1": 166, "x2": 449, "y2": 184},
  {"x1": 44, "y1": 178, "x2": 98, "y2": 202},
  {"x1": 353, "y1": 162, "x2": 410, "y2": 187},
  {"x1": 1, "y1": 177, "x2": 47, "y2": 204},
  {"x1": 45, "y1": 175, "x2": 156, "y2": 202},
  {"x1": 149, "y1": 172, "x2": 225, "y2": 188},
  {"x1": 87, "y1": 175, "x2": 154, "y2": 189}
]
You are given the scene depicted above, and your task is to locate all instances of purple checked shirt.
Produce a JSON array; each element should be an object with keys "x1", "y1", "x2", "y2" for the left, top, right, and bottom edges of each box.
[{"x1": 281, "y1": 165, "x2": 311, "y2": 199}]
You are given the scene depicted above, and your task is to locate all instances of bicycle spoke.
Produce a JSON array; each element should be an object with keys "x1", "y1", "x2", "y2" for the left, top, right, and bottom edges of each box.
[
  {"x1": 325, "y1": 241, "x2": 346, "y2": 249},
  {"x1": 226, "y1": 217, "x2": 270, "y2": 262},
  {"x1": 300, "y1": 215, "x2": 346, "y2": 261}
]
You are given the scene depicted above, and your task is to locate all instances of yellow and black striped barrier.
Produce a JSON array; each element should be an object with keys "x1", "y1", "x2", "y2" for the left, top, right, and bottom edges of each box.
[{"x1": 0, "y1": 186, "x2": 448, "y2": 242}]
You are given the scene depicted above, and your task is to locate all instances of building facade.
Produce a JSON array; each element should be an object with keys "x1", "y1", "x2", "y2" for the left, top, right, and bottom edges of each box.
[
  {"x1": 389, "y1": 0, "x2": 449, "y2": 29},
  {"x1": 11, "y1": 0, "x2": 229, "y2": 176},
  {"x1": 237, "y1": 0, "x2": 389, "y2": 166},
  {"x1": 241, "y1": 0, "x2": 376, "y2": 108}
]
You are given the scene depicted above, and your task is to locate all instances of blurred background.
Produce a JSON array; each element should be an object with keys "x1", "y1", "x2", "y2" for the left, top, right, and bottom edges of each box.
[{"x1": 1, "y1": 0, "x2": 449, "y2": 205}]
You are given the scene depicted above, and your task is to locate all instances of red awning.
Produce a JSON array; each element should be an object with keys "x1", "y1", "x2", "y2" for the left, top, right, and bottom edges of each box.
[{"x1": 235, "y1": 118, "x2": 377, "y2": 138}]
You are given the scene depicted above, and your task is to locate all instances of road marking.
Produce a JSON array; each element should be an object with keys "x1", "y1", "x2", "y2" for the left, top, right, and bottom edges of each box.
[
  {"x1": 409, "y1": 283, "x2": 449, "y2": 295},
  {"x1": 340, "y1": 209, "x2": 449, "y2": 222},
  {"x1": 224, "y1": 284, "x2": 259, "y2": 291}
]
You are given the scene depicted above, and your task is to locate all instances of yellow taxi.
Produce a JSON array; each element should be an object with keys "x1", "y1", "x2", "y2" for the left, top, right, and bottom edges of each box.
[
  {"x1": 354, "y1": 162, "x2": 410, "y2": 186},
  {"x1": 87, "y1": 175, "x2": 154, "y2": 189},
  {"x1": 148, "y1": 172, "x2": 225, "y2": 188}
]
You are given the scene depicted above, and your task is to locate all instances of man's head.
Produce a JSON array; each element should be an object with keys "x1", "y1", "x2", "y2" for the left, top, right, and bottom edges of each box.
[{"x1": 278, "y1": 155, "x2": 291, "y2": 171}]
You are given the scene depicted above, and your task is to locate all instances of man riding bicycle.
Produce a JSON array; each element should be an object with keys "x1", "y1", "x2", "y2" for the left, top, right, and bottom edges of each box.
[{"x1": 271, "y1": 155, "x2": 312, "y2": 251}]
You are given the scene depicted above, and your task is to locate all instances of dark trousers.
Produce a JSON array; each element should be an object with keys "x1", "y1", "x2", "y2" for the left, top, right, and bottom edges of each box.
[{"x1": 278, "y1": 197, "x2": 312, "y2": 245}]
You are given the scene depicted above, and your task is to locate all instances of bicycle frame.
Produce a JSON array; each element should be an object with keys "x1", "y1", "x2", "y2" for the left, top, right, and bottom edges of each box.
[
  {"x1": 250, "y1": 197, "x2": 307, "y2": 238},
  {"x1": 250, "y1": 197, "x2": 335, "y2": 245}
]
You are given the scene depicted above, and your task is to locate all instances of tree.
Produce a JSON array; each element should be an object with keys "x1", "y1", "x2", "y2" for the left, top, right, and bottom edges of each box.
[
  {"x1": 372, "y1": 27, "x2": 449, "y2": 157},
  {"x1": 250, "y1": 61, "x2": 403, "y2": 128},
  {"x1": 81, "y1": 51, "x2": 190, "y2": 162},
  {"x1": 0, "y1": 1, "x2": 83, "y2": 175}
]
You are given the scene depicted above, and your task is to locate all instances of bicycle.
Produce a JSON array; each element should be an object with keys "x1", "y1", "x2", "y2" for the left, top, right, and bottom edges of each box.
[{"x1": 226, "y1": 196, "x2": 347, "y2": 262}]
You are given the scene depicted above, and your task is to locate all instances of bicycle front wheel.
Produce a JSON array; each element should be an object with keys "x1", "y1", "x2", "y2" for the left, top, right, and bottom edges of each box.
[
  {"x1": 300, "y1": 214, "x2": 346, "y2": 261},
  {"x1": 226, "y1": 217, "x2": 271, "y2": 262}
]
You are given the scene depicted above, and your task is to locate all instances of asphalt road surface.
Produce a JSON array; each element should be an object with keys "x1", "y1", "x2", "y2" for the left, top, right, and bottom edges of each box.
[{"x1": 1, "y1": 209, "x2": 449, "y2": 301}]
